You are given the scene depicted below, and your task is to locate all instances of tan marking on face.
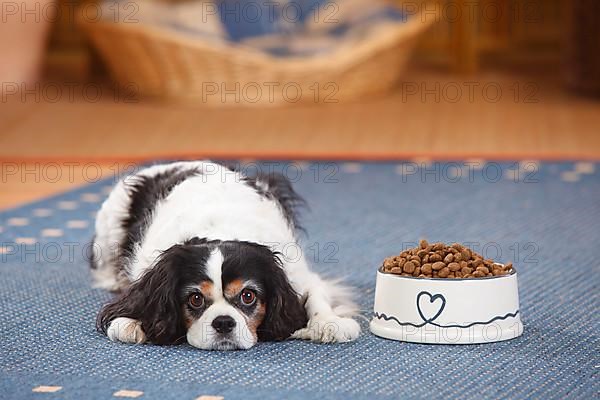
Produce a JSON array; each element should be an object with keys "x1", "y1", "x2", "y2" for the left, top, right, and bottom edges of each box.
[
  {"x1": 224, "y1": 279, "x2": 244, "y2": 298},
  {"x1": 247, "y1": 301, "x2": 266, "y2": 339},
  {"x1": 199, "y1": 281, "x2": 214, "y2": 299}
]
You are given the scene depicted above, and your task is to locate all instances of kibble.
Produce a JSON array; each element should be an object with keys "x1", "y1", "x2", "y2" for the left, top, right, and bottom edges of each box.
[
  {"x1": 403, "y1": 261, "x2": 416, "y2": 274},
  {"x1": 381, "y1": 241, "x2": 514, "y2": 279},
  {"x1": 432, "y1": 261, "x2": 446, "y2": 271},
  {"x1": 438, "y1": 267, "x2": 450, "y2": 278},
  {"x1": 421, "y1": 263, "x2": 433, "y2": 274},
  {"x1": 429, "y1": 253, "x2": 442, "y2": 262},
  {"x1": 461, "y1": 266, "x2": 473, "y2": 275},
  {"x1": 448, "y1": 262, "x2": 461, "y2": 272},
  {"x1": 410, "y1": 256, "x2": 421, "y2": 266},
  {"x1": 476, "y1": 266, "x2": 490, "y2": 275}
]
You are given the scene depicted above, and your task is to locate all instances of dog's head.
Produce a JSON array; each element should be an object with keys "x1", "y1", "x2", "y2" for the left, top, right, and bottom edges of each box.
[{"x1": 97, "y1": 238, "x2": 307, "y2": 350}]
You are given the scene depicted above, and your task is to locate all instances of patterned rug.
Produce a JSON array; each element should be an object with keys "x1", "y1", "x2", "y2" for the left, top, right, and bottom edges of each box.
[{"x1": 1, "y1": 160, "x2": 598, "y2": 400}]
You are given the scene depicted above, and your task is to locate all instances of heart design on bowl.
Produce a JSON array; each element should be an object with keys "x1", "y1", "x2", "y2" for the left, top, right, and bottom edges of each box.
[{"x1": 416, "y1": 291, "x2": 446, "y2": 323}]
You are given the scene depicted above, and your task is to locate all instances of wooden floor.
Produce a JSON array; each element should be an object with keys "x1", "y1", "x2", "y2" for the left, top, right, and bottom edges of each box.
[{"x1": 1, "y1": 67, "x2": 599, "y2": 209}]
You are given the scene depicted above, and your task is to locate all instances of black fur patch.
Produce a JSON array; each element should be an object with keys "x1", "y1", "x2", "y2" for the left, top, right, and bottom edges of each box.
[
  {"x1": 119, "y1": 166, "x2": 200, "y2": 263},
  {"x1": 242, "y1": 171, "x2": 307, "y2": 231}
]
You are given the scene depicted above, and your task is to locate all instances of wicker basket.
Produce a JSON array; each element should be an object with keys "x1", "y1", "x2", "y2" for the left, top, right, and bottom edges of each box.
[{"x1": 78, "y1": 2, "x2": 437, "y2": 106}]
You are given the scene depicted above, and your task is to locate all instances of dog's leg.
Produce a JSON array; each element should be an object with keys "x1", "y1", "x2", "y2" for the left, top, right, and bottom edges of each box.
[
  {"x1": 91, "y1": 177, "x2": 132, "y2": 292},
  {"x1": 290, "y1": 271, "x2": 361, "y2": 343},
  {"x1": 106, "y1": 317, "x2": 147, "y2": 344}
]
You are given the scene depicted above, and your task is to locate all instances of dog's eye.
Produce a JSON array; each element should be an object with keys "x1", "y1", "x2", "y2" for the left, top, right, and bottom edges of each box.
[
  {"x1": 240, "y1": 289, "x2": 256, "y2": 306},
  {"x1": 188, "y1": 293, "x2": 204, "y2": 309}
]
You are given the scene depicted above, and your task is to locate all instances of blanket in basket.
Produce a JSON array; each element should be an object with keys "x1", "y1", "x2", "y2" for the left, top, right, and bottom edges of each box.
[{"x1": 99, "y1": 0, "x2": 407, "y2": 57}]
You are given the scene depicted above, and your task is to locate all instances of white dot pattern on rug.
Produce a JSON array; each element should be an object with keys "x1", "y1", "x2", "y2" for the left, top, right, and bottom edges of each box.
[
  {"x1": 67, "y1": 220, "x2": 89, "y2": 229},
  {"x1": 445, "y1": 164, "x2": 462, "y2": 180},
  {"x1": 41, "y1": 229, "x2": 63, "y2": 238},
  {"x1": 394, "y1": 164, "x2": 412, "y2": 175},
  {"x1": 57, "y1": 201, "x2": 78, "y2": 210},
  {"x1": 294, "y1": 161, "x2": 310, "y2": 171},
  {"x1": 33, "y1": 208, "x2": 53, "y2": 217},
  {"x1": 196, "y1": 396, "x2": 224, "y2": 400},
  {"x1": 32, "y1": 386, "x2": 62, "y2": 393},
  {"x1": 574, "y1": 162, "x2": 595, "y2": 174},
  {"x1": 465, "y1": 159, "x2": 487, "y2": 169},
  {"x1": 15, "y1": 237, "x2": 37, "y2": 245},
  {"x1": 411, "y1": 157, "x2": 433, "y2": 167},
  {"x1": 341, "y1": 162, "x2": 362, "y2": 173},
  {"x1": 395, "y1": 162, "x2": 433, "y2": 176},
  {"x1": 561, "y1": 171, "x2": 581, "y2": 182},
  {"x1": 519, "y1": 160, "x2": 540, "y2": 170},
  {"x1": 0, "y1": 246, "x2": 13, "y2": 254},
  {"x1": 113, "y1": 389, "x2": 144, "y2": 398},
  {"x1": 81, "y1": 193, "x2": 102, "y2": 203},
  {"x1": 7, "y1": 217, "x2": 29, "y2": 226},
  {"x1": 559, "y1": 162, "x2": 597, "y2": 183},
  {"x1": 504, "y1": 168, "x2": 519, "y2": 181}
]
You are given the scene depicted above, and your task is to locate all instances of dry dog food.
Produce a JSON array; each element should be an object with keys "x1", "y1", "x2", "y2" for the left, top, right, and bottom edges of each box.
[{"x1": 382, "y1": 240, "x2": 514, "y2": 279}]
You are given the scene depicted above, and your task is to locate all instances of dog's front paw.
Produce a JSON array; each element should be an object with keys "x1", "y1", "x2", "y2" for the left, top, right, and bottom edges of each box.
[
  {"x1": 291, "y1": 314, "x2": 360, "y2": 343},
  {"x1": 107, "y1": 317, "x2": 146, "y2": 344}
]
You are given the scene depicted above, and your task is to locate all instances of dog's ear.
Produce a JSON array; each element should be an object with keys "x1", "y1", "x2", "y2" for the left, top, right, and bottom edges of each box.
[
  {"x1": 96, "y1": 248, "x2": 187, "y2": 345},
  {"x1": 257, "y1": 254, "x2": 307, "y2": 341}
]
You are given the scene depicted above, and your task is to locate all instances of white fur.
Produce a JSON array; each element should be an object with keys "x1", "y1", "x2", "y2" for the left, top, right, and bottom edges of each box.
[
  {"x1": 205, "y1": 249, "x2": 224, "y2": 298},
  {"x1": 92, "y1": 175, "x2": 130, "y2": 291},
  {"x1": 96, "y1": 161, "x2": 360, "y2": 346},
  {"x1": 187, "y1": 302, "x2": 256, "y2": 350},
  {"x1": 93, "y1": 161, "x2": 209, "y2": 290},
  {"x1": 186, "y1": 249, "x2": 256, "y2": 350},
  {"x1": 107, "y1": 317, "x2": 146, "y2": 344}
]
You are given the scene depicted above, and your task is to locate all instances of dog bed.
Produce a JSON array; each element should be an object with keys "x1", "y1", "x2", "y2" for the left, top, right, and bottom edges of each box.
[{"x1": 78, "y1": 0, "x2": 436, "y2": 104}]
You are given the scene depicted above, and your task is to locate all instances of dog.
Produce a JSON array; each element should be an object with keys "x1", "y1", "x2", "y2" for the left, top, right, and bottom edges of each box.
[{"x1": 91, "y1": 161, "x2": 360, "y2": 350}]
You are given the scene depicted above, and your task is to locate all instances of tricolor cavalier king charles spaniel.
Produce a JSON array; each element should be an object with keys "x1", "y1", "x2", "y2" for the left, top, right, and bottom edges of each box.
[{"x1": 91, "y1": 161, "x2": 360, "y2": 350}]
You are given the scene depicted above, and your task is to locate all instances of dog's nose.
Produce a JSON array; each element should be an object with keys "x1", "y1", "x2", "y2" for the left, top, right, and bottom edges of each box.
[{"x1": 212, "y1": 315, "x2": 236, "y2": 334}]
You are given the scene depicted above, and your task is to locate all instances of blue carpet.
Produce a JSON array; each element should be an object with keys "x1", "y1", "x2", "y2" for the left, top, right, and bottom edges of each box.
[{"x1": 1, "y1": 160, "x2": 598, "y2": 400}]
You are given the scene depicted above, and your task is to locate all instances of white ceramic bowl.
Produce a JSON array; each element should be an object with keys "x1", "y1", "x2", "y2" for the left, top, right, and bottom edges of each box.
[{"x1": 370, "y1": 266, "x2": 524, "y2": 344}]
